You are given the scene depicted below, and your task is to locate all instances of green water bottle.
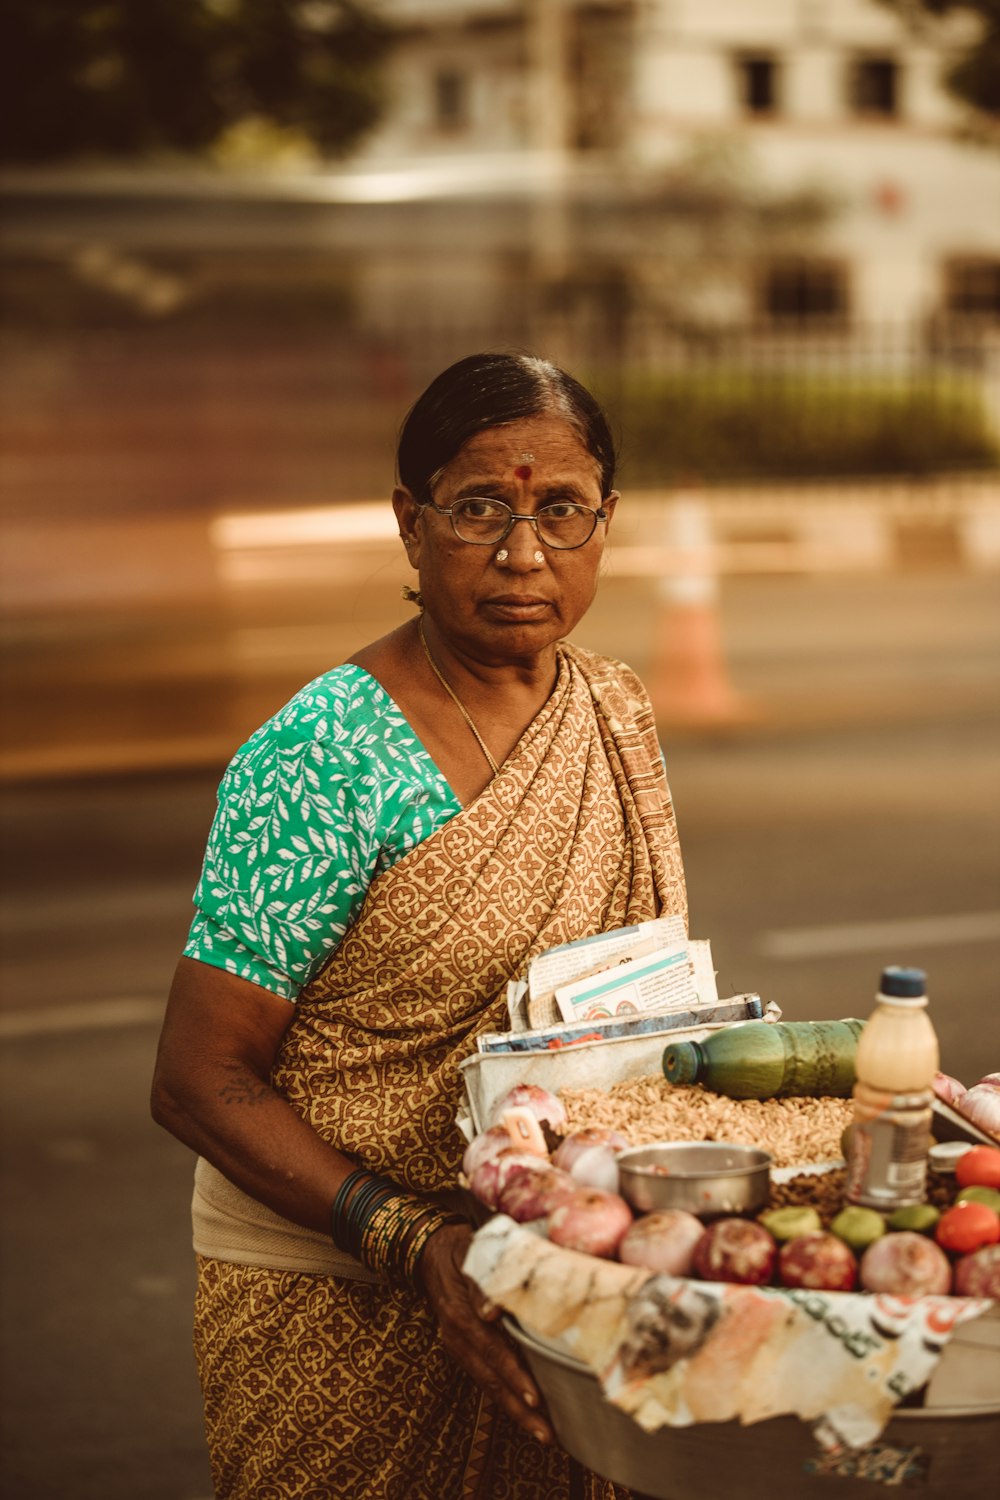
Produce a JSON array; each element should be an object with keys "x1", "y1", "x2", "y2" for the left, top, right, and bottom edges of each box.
[{"x1": 662, "y1": 1019, "x2": 865, "y2": 1099}]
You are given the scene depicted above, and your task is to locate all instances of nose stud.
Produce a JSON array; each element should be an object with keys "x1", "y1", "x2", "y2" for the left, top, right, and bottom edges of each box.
[
  {"x1": 495, "y1": 549, "x2": 509, "y2": 563},
  {"x1": 533, "y1": 551, "x2": 544, "y2": 564}
]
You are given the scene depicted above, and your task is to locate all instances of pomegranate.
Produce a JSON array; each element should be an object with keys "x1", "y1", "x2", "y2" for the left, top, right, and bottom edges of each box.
[
  {"x1": 778, "y1": 1233, "x2": 858, "y2": 1292},
  {"x1": 859, "y1": 1231, "x2": 952, "y2": 1297},
  {"x1": 547, "y1": 1188, "x2": 633, "y2": 1259},
  {"x1": 619, "y1": 1210, "x2": 705, "y2": 1277},
  {"x1": 692, "y1": 1218, "x2": 777, "y2": 1285}
]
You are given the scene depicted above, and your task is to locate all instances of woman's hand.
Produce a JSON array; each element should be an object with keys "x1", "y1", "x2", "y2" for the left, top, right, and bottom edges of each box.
[{"x1": 418, "y1": 1223, "x2": 554, "y2": 1446}]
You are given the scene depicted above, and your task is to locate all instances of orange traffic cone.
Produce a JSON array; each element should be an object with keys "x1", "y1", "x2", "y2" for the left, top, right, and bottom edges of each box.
[{"x1": 647, "y1": 495, "x2": 751, "y2": 730}]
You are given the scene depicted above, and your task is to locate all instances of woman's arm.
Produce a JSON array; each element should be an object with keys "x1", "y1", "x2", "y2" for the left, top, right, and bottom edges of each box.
[
  {"x1": 151, "y1": 956, "x2": 552, "y2": 1443},
  {"x1": 152, "y1": 956, "x2": 350, "y2": 1231}
]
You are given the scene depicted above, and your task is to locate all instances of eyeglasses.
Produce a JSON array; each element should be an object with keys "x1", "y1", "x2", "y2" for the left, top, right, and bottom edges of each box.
[{"x1": 423, "y1": 496, "x2": 610, "y2": 549}]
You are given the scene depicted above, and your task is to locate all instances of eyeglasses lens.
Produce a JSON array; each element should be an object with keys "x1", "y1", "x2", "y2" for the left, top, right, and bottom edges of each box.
[{"x1": 452, "y1": 499, "x2": 597, "y2": 549}]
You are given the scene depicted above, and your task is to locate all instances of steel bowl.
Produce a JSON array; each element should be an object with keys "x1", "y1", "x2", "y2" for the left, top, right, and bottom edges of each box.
[{"x1": 617, "y1": 1140, "x2": 772, "y2": 1217}]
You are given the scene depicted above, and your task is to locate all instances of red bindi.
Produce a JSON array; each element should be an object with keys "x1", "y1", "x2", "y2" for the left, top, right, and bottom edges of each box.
[{"x1": 514, "y1": 464, "x2": 533, "y2": 481}]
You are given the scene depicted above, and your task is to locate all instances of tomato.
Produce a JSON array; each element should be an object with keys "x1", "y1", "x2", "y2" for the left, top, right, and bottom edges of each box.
[
  {"x1": 954, "y1": 1145, "x2": 1000, "y2": 1192},
  {"x1": 935, "y1": 1201, "x2": 1000, "y2": 1255}
]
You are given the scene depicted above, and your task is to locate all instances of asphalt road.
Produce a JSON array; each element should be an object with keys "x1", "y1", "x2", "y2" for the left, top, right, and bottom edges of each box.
[{"x1": 2, "y1": 573, "x2": 999, "y2": 1499}]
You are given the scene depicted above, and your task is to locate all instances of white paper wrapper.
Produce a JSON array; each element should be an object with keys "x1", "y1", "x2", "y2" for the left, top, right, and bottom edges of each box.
[{"x1": 463, "y1": 1217, "x2": 992, "y2": 1450}]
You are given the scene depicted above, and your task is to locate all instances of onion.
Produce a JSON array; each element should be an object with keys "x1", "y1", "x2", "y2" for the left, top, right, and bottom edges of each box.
[
  {"x1": 859, "y1": 1231, "x2": 952, "y2": 1297},
  {"x1": 488, "y1": 1085, "x2": 567, "y2": 1133},
  {"x1": 552, "y1": 1128, "x2": 629, "y2": 1192},
  {"x1": 565, "y1": 1145, "x2": 621, "y2": 1193},
  {"x1": 469, "y1": 1152, "x2": 545, "y2": 1211},
  {"x1": 619, "y1": 1210, "x2": 704, "y2": 1277},
  {"x1": 547, "y1": 1188, "x2": 633, "y2": 1259},
  {"x1": 552, "y1": 1127, "x2": 629, "y2": 1170},
  {"x1": 932, "y1": 1071, "x2": 967, "y2": 1107},
  {"x1": 461, "y1": 1125, "x2": 515, "y2": 1183},
  {"x1": 956, "y1": 1084, "x2": 1000, "y2": 1141},
  {"x1": 975, "y1": 1073, "x2": 1000, "y2": 1090},
  {"x1": 497, "y1": 1164, "x2": 576, "y2": 1223}
]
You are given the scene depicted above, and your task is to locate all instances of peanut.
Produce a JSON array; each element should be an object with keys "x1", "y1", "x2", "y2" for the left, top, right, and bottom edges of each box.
[{"x1": 559, "y1": 1076, "x2": 852, "y2": 1170}]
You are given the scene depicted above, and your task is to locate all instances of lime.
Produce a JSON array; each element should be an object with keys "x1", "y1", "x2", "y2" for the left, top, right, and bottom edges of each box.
[
  {"x1": 887, "y1": 1203, "x2": 941, "y2": 1235},
  {"x1": 956, "y1": 1186, "x2": 1000, "y2": 1214},
  {"x1": 830, "y1": 1205, "x2": 886, "y2": 1252},
  {"x1": 759, "y1": 1206, "x2": 822, "y2": 1242}
]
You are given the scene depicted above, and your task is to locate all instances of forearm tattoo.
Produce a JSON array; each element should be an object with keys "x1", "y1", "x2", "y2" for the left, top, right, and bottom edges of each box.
[{"x1": 216, "y1": 1060, "x2": 272, "y2": 1108}]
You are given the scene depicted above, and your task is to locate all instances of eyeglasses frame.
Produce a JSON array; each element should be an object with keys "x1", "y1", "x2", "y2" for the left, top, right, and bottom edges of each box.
[{"x1": 419, "y1": 496, "x2": 612, "y2": 550}]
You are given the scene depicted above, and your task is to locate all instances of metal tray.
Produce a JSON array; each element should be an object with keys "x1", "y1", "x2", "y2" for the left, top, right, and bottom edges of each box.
[{"x1": 506, "y1": 1313, "x2": 1000, "y2": 1500}]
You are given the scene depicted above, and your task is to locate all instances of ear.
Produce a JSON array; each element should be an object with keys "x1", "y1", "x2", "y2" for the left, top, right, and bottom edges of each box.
[
  {"x1": 392, "y1": 487, "x2": 423, "y2": 567},
  {"x1": 602, "y1": 490, "x2": 620, "y2": 531}
]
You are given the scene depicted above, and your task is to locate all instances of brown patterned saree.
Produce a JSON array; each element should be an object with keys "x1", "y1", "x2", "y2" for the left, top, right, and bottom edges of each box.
[{"x1": 193, "y1": 643, "x2": 686, "y2": 1499}]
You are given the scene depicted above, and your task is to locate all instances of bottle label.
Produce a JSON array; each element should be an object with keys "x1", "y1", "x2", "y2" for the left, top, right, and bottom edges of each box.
[{"x1": 846, "y1": 1101, "x2": 931, "y2": 1209}]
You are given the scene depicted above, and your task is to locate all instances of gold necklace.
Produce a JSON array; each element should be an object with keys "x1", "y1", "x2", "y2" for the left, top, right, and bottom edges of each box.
[{"x1": 418, "y1": 621, "x2": 500, "y2": 777}]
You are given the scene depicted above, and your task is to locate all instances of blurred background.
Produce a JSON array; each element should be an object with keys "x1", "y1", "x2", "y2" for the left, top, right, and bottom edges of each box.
[{"x1": 2, "y1": 2, "x2": 999, "y2": 1495}]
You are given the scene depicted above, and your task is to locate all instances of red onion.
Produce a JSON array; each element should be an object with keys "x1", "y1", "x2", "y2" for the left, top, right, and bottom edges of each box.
[
  {"x1": 488, "y1": 1085, "x2": 567, "y2": 1133},
  {"x1": 932, "y1": 1071, "x2": 967, "y2": 1107},
  {"x1": 859, "y1": 1231, "x2": 952, "y2": 1297},
  {"x1": 547, "y1": 1188, "x2": 633, "y2": 1259},
  {"x1": 497, "y1": 1164, "x2": 576, "y2": 1223},
  {"x1": 552, "y1": 1127, "x2": 629, "y2": 1192},
  {"x1": 461, "y1": 1125, "x2": 514, "y2": 1183},
  {"x1": 551, "y1": 1127, "x2": 629, "y2": 1170},
  {"x1": 469, "y1": 1152, "x2": 545, "y2": 1211},
  {"x1": 618, "y1": 1210, "x2": 704, "y2": 1277},
  {"x1": 976, "y1": 1073, "x2": 1000, "y2": 1089},
  {"x1": 956, "y1": 1084, "x2": 1000, "y2": 1141}
]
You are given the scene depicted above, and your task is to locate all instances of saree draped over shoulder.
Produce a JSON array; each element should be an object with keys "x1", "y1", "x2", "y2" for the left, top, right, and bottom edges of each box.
[
  {"x1": 272, "y1": 643, "x2": 686, "y2": 1189},
  {"x1": 193, "y1": 644, "x2": 686, "y2": 1500}
]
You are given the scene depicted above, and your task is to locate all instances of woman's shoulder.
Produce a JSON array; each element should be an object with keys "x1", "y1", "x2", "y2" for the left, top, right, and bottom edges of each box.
[
  {"x1": 562, "y1": 642, "x2": 648, "y2": 702},
  {"x1": 236, "y1": 664, "x2": 410, "y2": 763}
]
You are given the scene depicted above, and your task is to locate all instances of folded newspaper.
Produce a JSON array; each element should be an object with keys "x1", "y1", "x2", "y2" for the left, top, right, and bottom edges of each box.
[
  {"x1": 484, "y1": 918, "x2": 748, "y2": 1054},
  {"x1": 477, "y1": 995, "x2": 768, "y2": 1055}
]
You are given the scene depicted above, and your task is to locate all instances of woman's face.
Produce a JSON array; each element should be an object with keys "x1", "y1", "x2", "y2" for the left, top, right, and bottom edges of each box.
[{"x1": 394, "y1": 414, "x2": 617, "y2": 665}]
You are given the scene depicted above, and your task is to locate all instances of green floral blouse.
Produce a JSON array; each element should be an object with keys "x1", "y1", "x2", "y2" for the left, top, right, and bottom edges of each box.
[{"x1": 184, "y1": 665, "x2": 462, "y2": 1000}]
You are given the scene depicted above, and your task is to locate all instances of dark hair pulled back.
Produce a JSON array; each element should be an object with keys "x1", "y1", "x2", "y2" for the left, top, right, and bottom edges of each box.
[{"x1": 396, "y1": 352, "x2": 617, "y2": 503}]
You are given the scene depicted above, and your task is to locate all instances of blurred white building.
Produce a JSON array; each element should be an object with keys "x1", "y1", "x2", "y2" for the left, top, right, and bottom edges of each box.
[{"x1": 354, "y1": 0, "x2": 1000, "y2": 331}]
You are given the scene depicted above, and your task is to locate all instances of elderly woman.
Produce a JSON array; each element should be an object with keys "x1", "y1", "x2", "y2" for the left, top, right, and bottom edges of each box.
[{"x1": 152, "y1": 351, "x2": 687, "y2": 1499}]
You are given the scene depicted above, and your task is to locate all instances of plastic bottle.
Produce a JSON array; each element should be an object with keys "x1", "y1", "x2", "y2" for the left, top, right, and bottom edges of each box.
[
  {"x1": 845, "y1": 966, "x2": 939, "y2": 1210},
  {"x1": 662, "y1": 1018, "x2": 865, "y2": 1100}
]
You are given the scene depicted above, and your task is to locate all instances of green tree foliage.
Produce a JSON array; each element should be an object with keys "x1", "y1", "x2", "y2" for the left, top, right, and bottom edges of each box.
[
  {"x1": 1, "y1": 0, "x2": 389, "y2": 163},
  {"x1": 882, "y1": 1, "x2": 1000, "y2": 116}
]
